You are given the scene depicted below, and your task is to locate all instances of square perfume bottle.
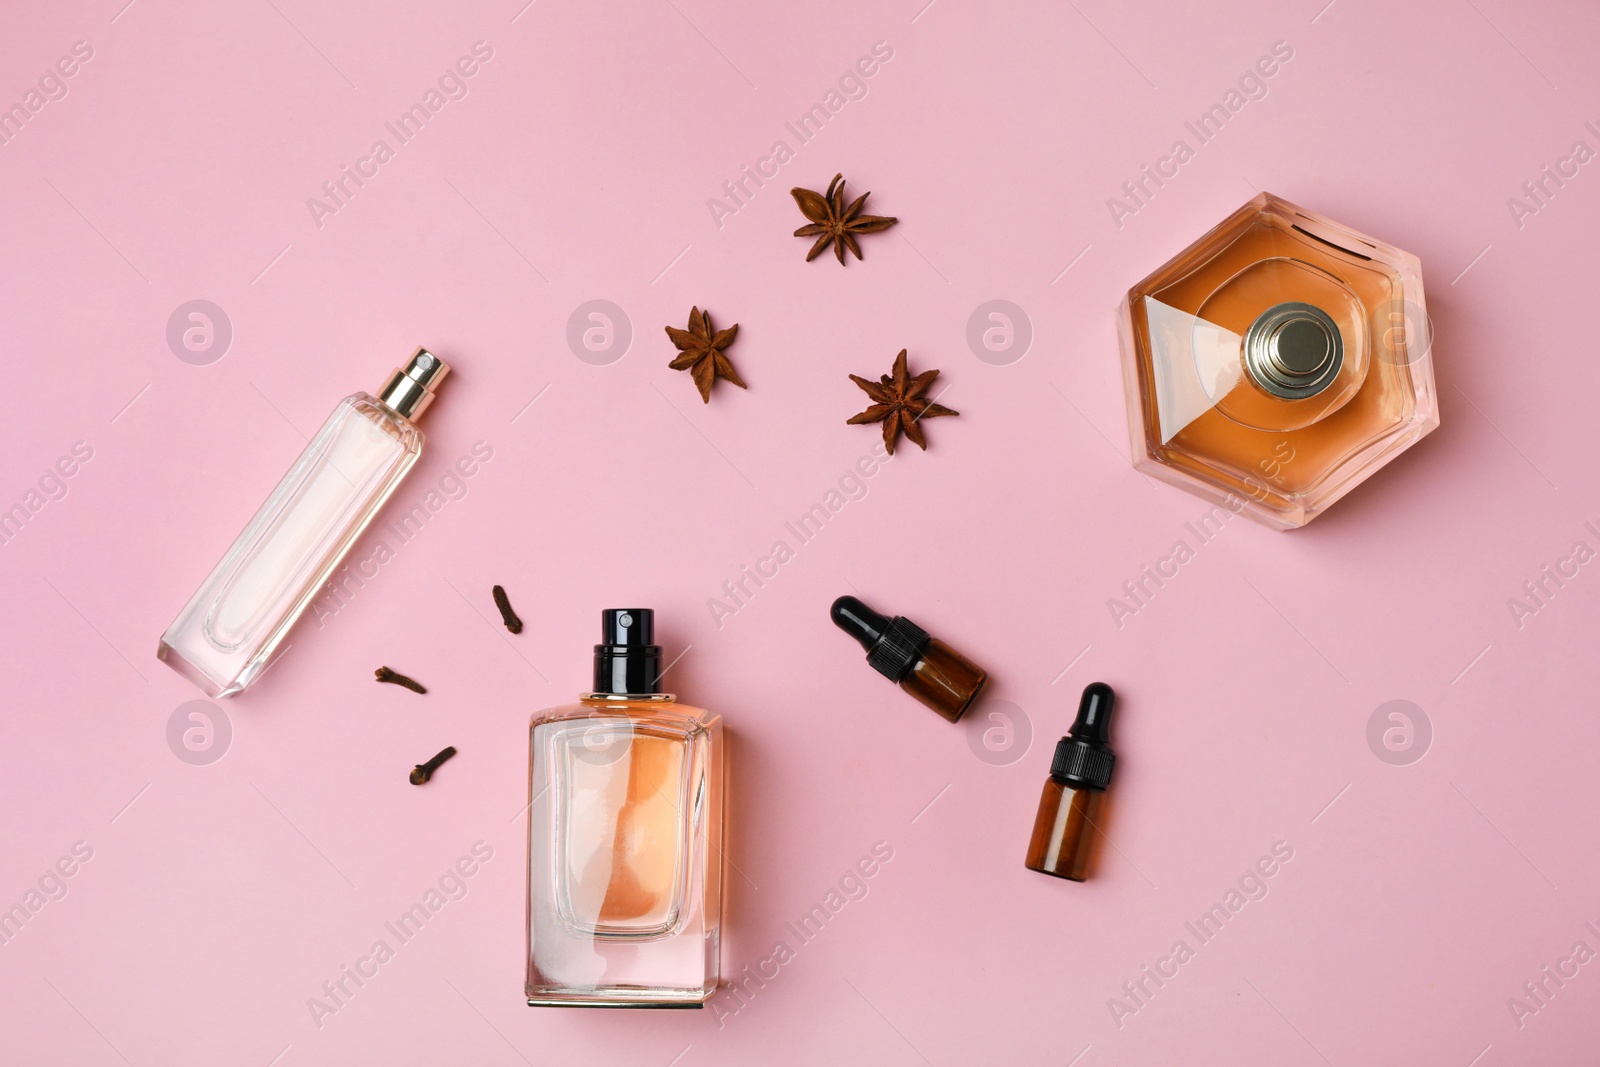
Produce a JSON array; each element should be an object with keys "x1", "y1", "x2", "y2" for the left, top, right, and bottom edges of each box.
[
  {"x1": 526, "y1": 610, "x2": 724, "y2": 1007},
  {"x1": 1118, "y1": 193, "x2": 1439, "y2": 529}
]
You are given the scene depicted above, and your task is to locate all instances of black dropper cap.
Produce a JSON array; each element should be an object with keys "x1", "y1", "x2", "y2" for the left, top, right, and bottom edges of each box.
[
  {"x1": 830, "y1": 595, "x2": 930, "y2": 682},
  {"x1": 1049, "y1": 682, "x2": 1116, "y2": 791},
  {"x1": 592, "y1": 609, "x2": 662, "y2": 695}
]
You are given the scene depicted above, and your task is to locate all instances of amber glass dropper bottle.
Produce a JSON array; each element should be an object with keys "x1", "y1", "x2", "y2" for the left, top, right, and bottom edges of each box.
[
  {"x1": 830, "y1": 595, "x2": 987, "y2": 723},
  {"x1": 1025, "y1": 682, "x2": 1116, "y2": 881}
]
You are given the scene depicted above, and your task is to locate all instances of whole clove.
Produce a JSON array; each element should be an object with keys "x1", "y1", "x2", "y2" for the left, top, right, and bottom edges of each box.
[
  {"x1": 410, "y1": 746, "x2": 457, "y2": 785},
  {"x1": 492, "y1": 585, "x2": 524, "y2": 634},
  {"x1": 375, "y1": 666, "x2": 427, "y2": 694}
]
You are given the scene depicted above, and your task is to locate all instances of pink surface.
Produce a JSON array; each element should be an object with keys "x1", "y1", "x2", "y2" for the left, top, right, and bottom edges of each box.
[{"x1": 2, "y1": 0, "x2": 1598, "y2": 1063}]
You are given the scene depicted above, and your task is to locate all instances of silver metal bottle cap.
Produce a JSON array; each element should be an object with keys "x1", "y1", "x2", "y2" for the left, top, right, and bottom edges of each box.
[
  {"x1": 1243, "y1": 302, "x2": 1343, "y2": 400},
  {"x1": 377, "y1": 348, "x2": 450, "y2": 420}
]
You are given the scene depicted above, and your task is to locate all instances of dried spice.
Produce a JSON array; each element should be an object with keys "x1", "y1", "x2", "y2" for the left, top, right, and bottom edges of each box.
[
  {"x1": 847, "y1": 350, "x2": 958, "y2": 455},
  {"x1": 410, "y1": 746, "x2": 456, "y2": 785},
  {"x1": 791, "y1": 173, "x2": 898, "y2": 264},
  {"x1": 375, "y1": 666, "x2": 427, "y2": 694},
  {"x1": 666, "y1": 307, "x2": 747, "y2": 403},
  {"x1": 493, "y1": 584, "x2": 523, "y2": 634}
]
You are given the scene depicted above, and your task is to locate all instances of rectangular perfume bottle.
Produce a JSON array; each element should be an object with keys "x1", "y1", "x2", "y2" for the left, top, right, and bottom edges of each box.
[
  {"x1": 157, "y1": 350, "x2": 448, "y2": 697},
  {"x1": 527, "y1": 610, "x2": 724, "y2": 1007}
]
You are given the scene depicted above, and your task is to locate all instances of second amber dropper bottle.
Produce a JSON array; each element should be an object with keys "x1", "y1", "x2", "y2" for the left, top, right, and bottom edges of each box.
[{"x1": 1025, "y1": 682, "x2": 1117, "y2": 882}]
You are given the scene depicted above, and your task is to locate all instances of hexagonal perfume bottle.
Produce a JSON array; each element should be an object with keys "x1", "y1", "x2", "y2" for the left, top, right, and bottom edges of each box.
[{"x1": 1118, "y1": 193, "x2": 1439, "y2": 529}]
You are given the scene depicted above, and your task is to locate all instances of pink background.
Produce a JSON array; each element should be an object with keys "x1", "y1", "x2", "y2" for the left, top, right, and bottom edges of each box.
[{"x1": 2, "y1": 0, "x2": 1598, "y2": 1063}]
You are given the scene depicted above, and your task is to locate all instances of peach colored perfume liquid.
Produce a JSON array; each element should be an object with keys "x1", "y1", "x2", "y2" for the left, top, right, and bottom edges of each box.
[{"x1": 564, "y1": 729, "x2": 686, "y2": 928}]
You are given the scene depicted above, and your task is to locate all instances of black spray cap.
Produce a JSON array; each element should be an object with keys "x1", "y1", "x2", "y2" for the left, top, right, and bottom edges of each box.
[
  {"x1": 1049, "y1": 682, "x2": 1116, "y2": 791},
  {"x1": 830, "y1": 595, "x2": 930, "y2": 682},
  {"x1": 592, "y1": 609, "x2": 663, "y2": 695}
]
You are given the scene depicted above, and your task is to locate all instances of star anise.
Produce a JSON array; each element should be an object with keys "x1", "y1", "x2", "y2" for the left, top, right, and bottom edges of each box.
[
  {"x1": 847, "y1": 350, "x2": 958, "y2": 455},
  {"x1": 666, "y1": 307, "x2": 746, "y2": 403},
  {"x1": 791, "y1": 173, "x2": 898, "y2": 265}
]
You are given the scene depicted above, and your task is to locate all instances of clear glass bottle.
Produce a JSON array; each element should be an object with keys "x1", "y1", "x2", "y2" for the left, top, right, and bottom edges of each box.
[
  {"x1": 1119, "y1": 193, "x2": 1439, "y2": 529},
  {"x1": 526, "y1": 609, "x2": 725, "y2": 1008},
  {"x1": 158, "y1": 350, "x2": 449, "y2": 696}
]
